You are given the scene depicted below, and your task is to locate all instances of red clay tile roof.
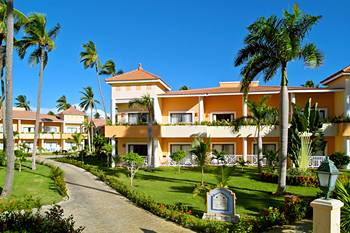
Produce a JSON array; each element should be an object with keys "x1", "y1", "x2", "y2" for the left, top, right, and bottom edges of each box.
[
  {"x1": 159, "y1": 85, "x2": 341, "y2": 96},
  {"x1": 91, "y1": 118, "x2": 106, "y2": 128},
  {"x1": 105, "y1": 64, "x2": 160, "y2": 82},
  {"x1": 321, "y1": 65, "x2": 350, "y2": 85},
  {"x1": 0, "y1": 110, "x2": 63, "y2": 122},
  {"x1": 59, "y1": 106, "x2": 85, "y2": 116}
]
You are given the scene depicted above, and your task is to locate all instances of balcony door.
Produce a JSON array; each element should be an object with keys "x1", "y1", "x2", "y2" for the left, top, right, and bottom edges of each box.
[{"x1": 128, "y1": 144, "x2": 148, "y2": 157}]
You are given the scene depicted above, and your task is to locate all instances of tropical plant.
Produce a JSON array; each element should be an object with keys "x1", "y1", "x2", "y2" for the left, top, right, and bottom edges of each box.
[
  {"x1": 334, "y1": 179, "x2": 350, "y2": 233},
  {"x1": 238, "y1": 158, "x2": 249, "y2": 171},
  {"x1": 129, "y1": 94, "x2": 154, "y2": 168},
  {"x1": 82, "y1": 119, "x2": 92, "y2": 153},
  {"x1": 170, "y1": 150, "x2": 186, "y2": 173},
  {"x1": 215, "y1": 166, "x2": 233, "y2": 188},
  {"x1": 56, "y1": 95, "x2": 71, "y2": 112},
  {"x1": 14, "y1": 149, "x2": 26, "y2": 172},
  {"x1": 190, "y1": 137, "x2": 211, "y2": 185},
  {"x1": 79, "y1": 86, "x2": 99, "y2": 153},
  {"x1": 101, "y1": 143, "x2": 112, "y2": 166},
  {"x1": 47, "y1": 110, "x2": 55, "y2": 115},
  {"x1": 80, "y1": 41, "x2": 116, "y2": 118},
  {"x1": 123, "y1": 152, "x2": 144, "y2": 186},
  {"x1": 179, "y1": 85, "x2": 190, "y2": 90},
  {"x1": 94, "y1": 112, "x2": 100, "y2": 119},
  {"x1": 302, "y1": 80, "x2": 318, "y2": 88},
  {"x1": 15, "y1": 95, "x2": 30, "y2": 110},
  {"x1": 233, "y1": 96, "x2": 277, "y2": 172},
  {"x1": 234, "y1": 5, "x2": 323, "y2": 194},
  {"x1": 211, "y1": 149, "x2": 229, "y2": 186},
  {"x1": 288, "y1": 98, "x2": 326, "y2": 169},
  {"x1": 71, "y1": 132, "x2": 84, "y2": 151},
  {"x1": 264, "y1": 150, "x2": 279, "y2": 170},
  {"x1": 16, "y1": 13, "x2": 60, "y2": 170},
  {"x1": 329, "y1": 152, "x2": 350, "y2": 169},
  {"x1": 1, "y1": 0, "x2": 15, "y2": 196}
]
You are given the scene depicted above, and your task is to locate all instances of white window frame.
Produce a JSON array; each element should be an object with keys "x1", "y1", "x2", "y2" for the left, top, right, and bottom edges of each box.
[
  {"x1": 125, "y1": 111, "x2": 149, "y2": 124},
  {"x1": 211, "y1": 142, "x2": 237, "y2": 155},
  {"x1": 251, "y1": 142, "x2": 278, "y2": 155},
  {"x1": 168, "y1": 143, "x2": 192, "y2": 157},
  {"x1": 126, "y1": 142, "x2": 148, "y2": 154},
  {"x1": 210, "y1": 112, "x2": 236, "y2": 122},
  {"x1": 168, "y1": 111, "x2": 195, "y2": 124}
]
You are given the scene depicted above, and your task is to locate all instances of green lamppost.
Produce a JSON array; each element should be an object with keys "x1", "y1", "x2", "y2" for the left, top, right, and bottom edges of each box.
[{"x1": 316, "y1": 157, "x2": 340, "y2": 199}]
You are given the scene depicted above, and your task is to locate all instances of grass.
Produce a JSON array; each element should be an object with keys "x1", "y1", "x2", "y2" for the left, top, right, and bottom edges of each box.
[
  {"x1": 79, "y1": 156, "x2": 319, "y2": 216},
  {"x1": 0, "y1": 161, "x2": 63, "y2": 205}
]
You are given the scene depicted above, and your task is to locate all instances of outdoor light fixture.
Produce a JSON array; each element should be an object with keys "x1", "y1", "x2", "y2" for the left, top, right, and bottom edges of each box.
[{"x1": 316, "y1": 156, "x2": 339, "y2": 199}]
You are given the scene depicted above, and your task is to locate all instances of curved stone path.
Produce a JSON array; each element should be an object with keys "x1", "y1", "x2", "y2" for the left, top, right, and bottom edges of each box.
[{"x1": 43, "y1": 158, "x2": 193, "y2": 233}]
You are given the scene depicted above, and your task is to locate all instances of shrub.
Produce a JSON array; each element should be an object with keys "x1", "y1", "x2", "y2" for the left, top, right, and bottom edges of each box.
[
  {"x1": 256, "y1": 207, "x2": 285, "y2": 231},
  {"x1": 333, "y1": 179, "x2": 350, "y2": 233},
  {"x1": 329, "y1": 152, "x2": 350, "y2": 169},
  {"x1": 260, "y1": 170, "x2": 319, "y2": 187},
  {"x1": 0, "y1": 205, "x2": 84, "y2": 232},
  {"x1": 170, "y1": 150, "x2": 187, "y2": 173},
  {"x1": 0, "y1": 195, "x2": 41, "y2": 213},
  {"x1": 49, "y1": 166, "x2": 67, "y2": 196},
  {"x1": 123, "y1": 152, "x2": 144, "y2": 186},
  {"x1": 0, "y1": 150, "x2": 5, "y2": 166},
  {"x1": 283, "y1": 195, "x2": 309, "y2": 224}
]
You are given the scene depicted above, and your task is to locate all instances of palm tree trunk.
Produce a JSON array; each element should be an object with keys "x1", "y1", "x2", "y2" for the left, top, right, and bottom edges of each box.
[
  {"x1": 147, "y1": 122, "x2": 152, "y2": 168},
  {"x1": 276, "y1": 64, "x2": 289, "y2": 195},
  {"x1": 32, "y1": 48, "x2": 44, "y2": 170},
  {"x1": 201, "y1": 166, "x2": 204, "y2": 185},
  {"x1": 90, "y1": 108, "x2": 94, "y2": 152},
  {"x1": 95, "y1": 67, "x2": 107, "y2": 119},
  {"x1": 0, "y1": 37, "x2": 6, "y2": 153},
  {"x1": 1, "y1": 0, "x2": 14, "y2": 196},
  {"x1": 257, "y1": 125, "x2": 263, "y2": 172}
]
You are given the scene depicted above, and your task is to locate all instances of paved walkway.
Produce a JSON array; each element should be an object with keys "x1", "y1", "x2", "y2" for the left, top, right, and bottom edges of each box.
[{"x1": 43, "y1": 158, "x2": 193, "y2": 233}]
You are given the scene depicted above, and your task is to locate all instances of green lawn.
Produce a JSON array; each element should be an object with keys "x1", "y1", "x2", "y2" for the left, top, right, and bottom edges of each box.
[
  {"x1": 82, "y1": 157, "x2": 319, "y2": 216},
  {"x1": 0, "y1": 161, "x2": 63, "y2": 205}
]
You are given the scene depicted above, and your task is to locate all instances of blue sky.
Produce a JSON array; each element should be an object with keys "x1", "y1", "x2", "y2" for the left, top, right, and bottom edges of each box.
[{"x1": 14, "y1": 0, "x2": 350, "y2": 114}]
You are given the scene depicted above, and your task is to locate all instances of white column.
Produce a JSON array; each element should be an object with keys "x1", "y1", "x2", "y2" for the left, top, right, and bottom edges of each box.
[
  {"x1": 111, "y1": 99, "x2": 116, "y2": 125},
  {"x1": 198, "y1": 96, "x2": 204, "y2": 122},
  {"x1": 242, "y1": 96, "x2": 248, "y2": 117},
  {"x1": 243, "y1": 137, "x2": 248, "y2": 161},
  {"x1": 153, "y1": 138, "x2": 159, "y2": 167},
  {"x1": 345, "y1": 79, "x2": 350, "y2": 117},
  {"x1": 153, "y1": 97, "x2": 162, "y2": 124},
  {"x1": 311, "y1": 198, "x2": 343, "y2": 233},
  {"x1": 111, "y1": 138, "x2": 116, "y2": 167},
  {"x1": 345, "y1": 138, "x2": 350, "y2": 169},
  {"x1": 18, "y1": 120, "x2": 21, "y2": 133},
  {"x1": 291, "y1": 93, "x2": 296, "y2": 104}
]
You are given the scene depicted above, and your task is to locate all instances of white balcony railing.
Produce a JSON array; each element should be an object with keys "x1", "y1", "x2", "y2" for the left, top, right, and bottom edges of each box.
[{"x1": 166, "y1": 154, "x2": 325, "y2": 168}]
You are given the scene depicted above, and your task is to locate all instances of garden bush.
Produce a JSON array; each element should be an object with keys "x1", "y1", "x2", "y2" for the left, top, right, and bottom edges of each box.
[
  {"x1": 260, "y1": 170, "x2": 319, "y2": 187},
  {"x1": 0, "y1": 195, "x2": 41, "y2": 213},
  {"x1": 56, "y1": 157, "x2": 312, "y2": 233},
  {"x1": 329, "y1": 152, "x2": 350, "y2": 169},
  {"x1": 0, "y1": 205, "x2": 84, "y2": 232}
]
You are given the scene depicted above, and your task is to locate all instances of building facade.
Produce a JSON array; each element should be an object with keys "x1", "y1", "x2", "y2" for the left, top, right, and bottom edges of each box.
[
  {"x1": 0, "y1": 106, "x2": 87, "y2": 152},
  {"x1": 104, "y1": 64, "x2": 350, "y2": 167}
]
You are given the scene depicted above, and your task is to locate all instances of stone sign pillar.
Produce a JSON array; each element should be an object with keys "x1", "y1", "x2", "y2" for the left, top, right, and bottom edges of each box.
[
  {"x1": 310, "y1": 198, "x2": 343, "y2": 233},
  {"x1": 202, "y1": 188, "x2": 240, "y2": 223}
]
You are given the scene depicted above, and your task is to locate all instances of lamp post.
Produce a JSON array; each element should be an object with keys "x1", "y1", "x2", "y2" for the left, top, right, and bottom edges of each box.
[
  {"x1": 316, "y1": 156, "x2": 340, "y2": 199},
  {"x1": 311, "y1": 156, "x2": 343, "y2": 233}
]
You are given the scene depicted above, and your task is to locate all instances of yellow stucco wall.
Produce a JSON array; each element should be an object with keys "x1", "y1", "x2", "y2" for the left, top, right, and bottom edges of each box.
[
  {"x1": 204, "y1": 96, "x2": 243, "y2": 120},
  {"x1": 160, "y1": 97, "x2": 199, "y2": 123},
  {"x1": 295, "y1": 93, "x2": 335, "y2": 118},
  {"x1": 334, "y1": 91, "x2": 345, "y2": 116}
]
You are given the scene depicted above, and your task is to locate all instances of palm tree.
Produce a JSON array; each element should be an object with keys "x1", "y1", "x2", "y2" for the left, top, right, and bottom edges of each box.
[
  {"x1": 15, "y1": 94, "x2": 30, "y2": 111},
  {"x1": 179, "y1": 85, "x2": 190, "y2": 90},
  {"x1": 190, "y1": 137, "x2": 211, "y2": 186},
  {"x1": 302, "y1": 80, "x2": 318, "y2": 88},
  {"x1": 234, "y1": 5, "x2": 323, "y2": 195},
  {"x1": 79, "y1": 86, "x2": 99, "y2": 153},
  {"x1": 16, "y1": 13, "x2": 60, "y2": 170},
  {"x1": 47, "y1": 110, "x2": 55, "y2": 115},
  {"x1": 94, "y1": 112, "x2": 100, "y2": 119},
  {"x1": 128, "y1": 94, "x2": 154, "y2": 168},
  {"x1": 56, "y1": 95, "x2": 71, "y2": 112},
  {"x1": 0, "y1": 0, "x2": 26, "y2": 162},
  {"x1": 233, "y1": 96, "x2": 277, "y2": 172},
  {"x1": 99, "y1": 59, "x2": 116, "y2": 76},
  {"x1": 72, "y1": 132, "x2": 84, "y2": 151},
  {"x1": 80, "y1": 41, "x2": 113, "y2": 119},
  {"x1": 1, "y1": 0, "x2": 14, "y2": 197}
]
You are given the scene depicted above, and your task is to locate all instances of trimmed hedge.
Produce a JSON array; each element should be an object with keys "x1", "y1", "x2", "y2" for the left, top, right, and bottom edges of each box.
[
  {"x1": 56, "y1": 158, "x2": 313, "y2": 233},
  {"x1": 260, "y1": 172, "x2": 319, "y2": 187},
  {"x1": 38, "y1": 161, "x2": 68, "y2": 197}
]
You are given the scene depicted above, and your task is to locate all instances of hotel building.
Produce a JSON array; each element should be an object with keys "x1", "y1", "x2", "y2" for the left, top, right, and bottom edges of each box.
[
  {"x1": 0, "y1": 106, "x2": 87, "y2": 152},
  {"x1": 104, "y1": 64, "x2": 350, "y2": 167}
]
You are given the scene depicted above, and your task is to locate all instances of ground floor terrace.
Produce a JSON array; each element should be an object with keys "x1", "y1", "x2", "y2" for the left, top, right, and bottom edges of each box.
[{"x1": 0, "y1": 138, "x2": 83, "y2": 152}]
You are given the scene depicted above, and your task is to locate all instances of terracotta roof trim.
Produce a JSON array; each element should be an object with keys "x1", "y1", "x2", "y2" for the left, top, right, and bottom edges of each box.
[{"x1": 321, "y1": 65, "x2": 350, "y2": 85}]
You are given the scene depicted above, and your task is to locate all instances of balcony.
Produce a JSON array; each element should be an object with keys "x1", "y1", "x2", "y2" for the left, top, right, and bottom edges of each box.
[{"x1": 104, "y1": 125, "x2": 161, "y2": 138}]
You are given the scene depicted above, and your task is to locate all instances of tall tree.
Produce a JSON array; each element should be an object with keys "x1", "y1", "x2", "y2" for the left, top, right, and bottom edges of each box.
[
  {"x1": 129, "y1": 94, "x2": 154, "y2": 168},
  {"x1": 302, "y1": 80, "x2": 318, "y2": 88},
  {"x1": 233, "y1": 96, "x2": 277, "y2": 172},
  {"x1": 1, "y1": 0, "x2": 13, "y2": 197},
  {"x1": 56, "y1": 95, "x2": 71, "y2": 112},
  {"x1": 179, "y1": 85, "x2": 190, "y2": 90},
  {"x1": 80, "y1": 41, "x2": 114, "y2": 119},
  {"x1": 0, "y1": 0, "x2": 26, "y2": 156},
  {"x1": 79, "y1": 86, "x2": 99, "y2": 153},
  {"x1": 16, "y1": 13, "x2": 60, "y2": 170},
  {"x1": 15, "y1": 94, "x2": 30, "y2": 110},
  {"x1": 234, "y1": 5, "x2": 323, "y2": 194}
]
